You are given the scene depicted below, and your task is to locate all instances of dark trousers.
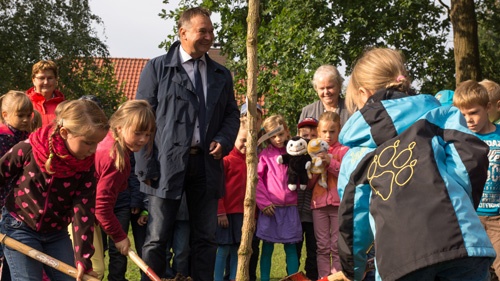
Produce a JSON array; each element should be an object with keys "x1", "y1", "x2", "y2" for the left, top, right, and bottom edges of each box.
[
  {"x1": 107, "y1": 207, "x2": 147, "y2": 281},
  {"x1": 249, "y1": 236, "x2": 260, "y2": 281},
  {"x1": 142, "y1": 153, "x2": 218, "y2": 281},
  {"x1": 296, "y1": 221, "x2": 318, "y2": 280},
  {"x1": 0, "y1": 257, "x2": 11, "y2": 281}
]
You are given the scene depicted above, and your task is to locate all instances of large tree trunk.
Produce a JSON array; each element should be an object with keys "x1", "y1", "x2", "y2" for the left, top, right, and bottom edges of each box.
[
  {"x1": 236, "y1": 0, "x2": 259, "y2": 280},
  {"x1": 450, "y1": 0, "x2": 482, "y2": 84}
]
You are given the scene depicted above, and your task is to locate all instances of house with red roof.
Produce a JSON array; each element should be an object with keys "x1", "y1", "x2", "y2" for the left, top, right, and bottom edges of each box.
[
  {"x1": 102, "y1": 46, "x2": 265, "y2": 114},
  {"x1": 101, "y1": 47, "x2": 228, "y2": 100}
]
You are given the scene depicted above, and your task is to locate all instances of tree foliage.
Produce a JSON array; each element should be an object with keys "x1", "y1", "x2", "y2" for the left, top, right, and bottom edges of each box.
[
  {"x1": 331, "y1": 0, "x2": 453, "y2": 93},
  {"x1": 476, "y1": 0, "x2": 500, "y2": 83},
  {"x1": 0, "y1": 0, "x2": 125, "y2": 117},
  {"x1": 160, "y1": 0, "x2": 498, "y2": 130}
]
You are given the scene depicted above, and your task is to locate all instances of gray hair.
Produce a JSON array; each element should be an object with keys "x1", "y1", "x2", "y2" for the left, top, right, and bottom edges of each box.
[{"x1": 312, "y1": 65, "x2": 344, "y2": 90}]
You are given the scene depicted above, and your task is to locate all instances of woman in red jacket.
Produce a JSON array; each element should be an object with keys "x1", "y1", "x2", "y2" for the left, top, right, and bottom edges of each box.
[{"x1": 26, "y1": 60, "x2": 65, "y2": 126}]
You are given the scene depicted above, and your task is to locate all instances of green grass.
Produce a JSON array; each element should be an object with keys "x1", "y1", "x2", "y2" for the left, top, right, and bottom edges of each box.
[
  {"x1": 255, "y1": 243, "x2": 308, "y2": 280},
  {"x1": 104, "y1": 230, "x2": 308, "y2": 281}
]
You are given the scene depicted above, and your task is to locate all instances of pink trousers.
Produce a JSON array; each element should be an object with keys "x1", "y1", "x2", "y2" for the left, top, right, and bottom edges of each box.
[{"x1": 312, "y1": 205, "x2": 340, "y2": 278}]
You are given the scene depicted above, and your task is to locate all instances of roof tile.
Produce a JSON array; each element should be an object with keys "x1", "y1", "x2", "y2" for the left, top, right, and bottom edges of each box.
[{"x1": 99, "y1": 58, "x2": 149, "y2": 100}]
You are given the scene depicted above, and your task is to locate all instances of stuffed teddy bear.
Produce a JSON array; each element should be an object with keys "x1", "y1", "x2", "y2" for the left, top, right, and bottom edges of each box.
[
  {"x1": 306, "y1": 138, "x2": 329, "y2": 188},
  {"x1": 277, "y1": 136, "x2": 311, "y2": 191}
]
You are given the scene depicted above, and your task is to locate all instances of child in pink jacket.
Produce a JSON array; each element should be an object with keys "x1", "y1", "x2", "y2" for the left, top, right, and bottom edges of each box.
[
  {"x1": 310, "y1": 111, "x2": 348, "y2": 278},
  {"x1": 256, "y1": 115, "x2": 302, "y2": 281}
]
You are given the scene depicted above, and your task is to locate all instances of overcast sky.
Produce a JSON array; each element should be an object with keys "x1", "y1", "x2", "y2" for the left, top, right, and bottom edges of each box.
[{"x1": 89, "y1": 0, "x2": 176, "y2": 59}]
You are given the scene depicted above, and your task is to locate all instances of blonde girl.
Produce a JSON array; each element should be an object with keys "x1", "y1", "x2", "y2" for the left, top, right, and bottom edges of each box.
[
  {"x1": 344, "y1": 48, "x2": 412, "y2": 113},
  {"x1": 0, "y1": 91, "x2": 34, "y2": 280},
  {"x1": 0, "y1": 90, "x2": 34, "y2": 157},
  {"x1": 310, "y1": 111, "x2": 348, "y2": 277},
  {"x1": 332, "y1": 48, "x2": 496, "y2": 281},
  {"x1": 92, "y1": 100, "x2": 155, "y2": 279},
  {"x1": 256, "y1": 115, "x2": 302, "y2": 281},
  {"x1": 0, "y1": 99, "x2": 108, "y2": 281}
]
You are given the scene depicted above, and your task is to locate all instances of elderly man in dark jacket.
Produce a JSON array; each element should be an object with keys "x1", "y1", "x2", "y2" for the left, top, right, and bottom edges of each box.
[{"x1": 134, "y1": 7, "x2": 240, "y2": 281}]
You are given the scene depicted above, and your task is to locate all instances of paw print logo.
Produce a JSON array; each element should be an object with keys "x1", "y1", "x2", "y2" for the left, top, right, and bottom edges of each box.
[{"x1": 367, "y1": 140, "x2": 417, "y2": 201}]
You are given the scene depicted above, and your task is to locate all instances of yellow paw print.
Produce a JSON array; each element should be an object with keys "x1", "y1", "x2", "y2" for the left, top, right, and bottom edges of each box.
[{"x1": 367, "y1": 140, "x2": 417, "y2": 201}]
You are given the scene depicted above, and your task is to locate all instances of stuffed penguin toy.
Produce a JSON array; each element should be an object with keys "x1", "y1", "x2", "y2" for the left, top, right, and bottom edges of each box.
[{"x1": 277, "y1": 136, "x2": 312, "y2": 191}]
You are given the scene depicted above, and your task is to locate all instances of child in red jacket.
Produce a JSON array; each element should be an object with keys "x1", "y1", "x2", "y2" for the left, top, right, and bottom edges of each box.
[
  {"x1": 92, "y1": 100, "x2": 155, "y2": 279},
  {"x1": 214, "y1": 120, "x2": 248, "y2": 281}
]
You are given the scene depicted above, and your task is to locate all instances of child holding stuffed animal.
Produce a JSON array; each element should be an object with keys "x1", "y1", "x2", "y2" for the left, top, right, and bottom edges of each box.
[
  {"x1": 256, "y1": 115, "x2": 302, "y2": 281},
  {"x1": 295, "y1": 117, "x2": 320, "y2": 280},
  {"x1": 310, "y1": 111, "x2": 348, "y2": 278}
]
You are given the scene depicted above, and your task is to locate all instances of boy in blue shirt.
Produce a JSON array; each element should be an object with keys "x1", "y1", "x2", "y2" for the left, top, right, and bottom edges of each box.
[{"x1": 454, "y1": 80, "x2": 500, "y2": 280}]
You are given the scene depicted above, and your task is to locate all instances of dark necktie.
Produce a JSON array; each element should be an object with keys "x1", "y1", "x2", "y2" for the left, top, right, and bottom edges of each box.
[{"x1": 193, "y1": 59, "x2": 206, "y2": 144}]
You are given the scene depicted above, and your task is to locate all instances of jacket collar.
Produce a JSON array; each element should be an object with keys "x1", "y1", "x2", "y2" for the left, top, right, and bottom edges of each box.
[
  {"x1": 26, "y1": 87, "x2": 65, "y2": 102},
  {"x1": 166, "y1": 41, "x2": 228, "y2": 123},
  {"x1": 339, "y1": 90, "x2": 441, "y2": 148},
  {"x1": 230, "y1": 147, "x2": 246, "y2": 160},
  {"x1": 162, "y1": 41, "x2": 223, "y2": 73}
]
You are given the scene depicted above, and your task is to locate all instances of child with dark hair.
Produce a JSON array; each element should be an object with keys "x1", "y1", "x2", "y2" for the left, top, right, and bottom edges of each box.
[{"x1": 295, "y1": 116, "x2": 319, "y2": 280}]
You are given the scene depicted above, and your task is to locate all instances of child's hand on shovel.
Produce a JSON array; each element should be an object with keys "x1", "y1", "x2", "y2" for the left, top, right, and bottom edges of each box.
[
  {"x1": 76, "y1": 263, "x2": 98, "y2": 281},
  {"x1": 115, "y1": 237, "x2": 131, "y2": 255}
]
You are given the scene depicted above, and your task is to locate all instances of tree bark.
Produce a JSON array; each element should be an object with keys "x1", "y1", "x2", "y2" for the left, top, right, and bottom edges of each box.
[
  {"x1": 450, "y1": 0, "x2": 482, "y2": 84},
  {"x1": 236, "y1": 0, "x2": 260, "y2": 280}
]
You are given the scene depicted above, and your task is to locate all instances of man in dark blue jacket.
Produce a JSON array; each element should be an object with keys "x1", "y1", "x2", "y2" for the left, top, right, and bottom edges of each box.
[{"x1": 134, "y1": 7, "x2": 240, "y2": 281}]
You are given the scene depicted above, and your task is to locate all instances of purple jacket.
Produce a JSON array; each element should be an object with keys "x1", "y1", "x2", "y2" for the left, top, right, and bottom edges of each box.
[{"x1": 256, "y1": 144, "x2": 298, "y2": 210}]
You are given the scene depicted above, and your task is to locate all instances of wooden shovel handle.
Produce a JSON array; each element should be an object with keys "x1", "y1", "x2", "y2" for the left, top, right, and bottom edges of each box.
[
  {"x1": 0, "y1": 233, "x2": 99, "y2": 281},
  {"x1": 128, "y1": 250, "x2": 162, "y2": 281}
]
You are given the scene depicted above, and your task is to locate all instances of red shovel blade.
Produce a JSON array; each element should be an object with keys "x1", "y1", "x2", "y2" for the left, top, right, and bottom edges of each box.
[{"x1": 279, "y1": 272, "x2": 311, "y2": 281}]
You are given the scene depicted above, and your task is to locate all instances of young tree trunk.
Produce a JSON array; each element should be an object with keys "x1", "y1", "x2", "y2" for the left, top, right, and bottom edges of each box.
[
  {"x1": 236, "y1": 0, "x2": 260, "y2": 280},
  {"x1": 450, "y1": 0, "x2": 482, "y2": 84}
]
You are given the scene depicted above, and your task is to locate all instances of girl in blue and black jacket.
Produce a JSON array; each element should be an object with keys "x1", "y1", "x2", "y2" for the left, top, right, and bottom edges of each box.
[{"x1": 332, "y1": 48, "x2": 495, "y2": 281}]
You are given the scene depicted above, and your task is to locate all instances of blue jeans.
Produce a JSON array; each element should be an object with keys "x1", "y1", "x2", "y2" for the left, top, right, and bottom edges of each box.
[
  {"x1": 214, "y1": 244, "x2": 238, "y2": 281},
  {"x1": 107, "y1": 207, "x2": 147, "y2": 281},
  {"x1": 165, "y1": 220, "x2": 190, "y2": 278},
  {"x1": 0, "y1": 210, "x2": 75, "y2": 281},
  {"x1": 141, "y1": 195, "x2": 181, "y2": 281}
]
